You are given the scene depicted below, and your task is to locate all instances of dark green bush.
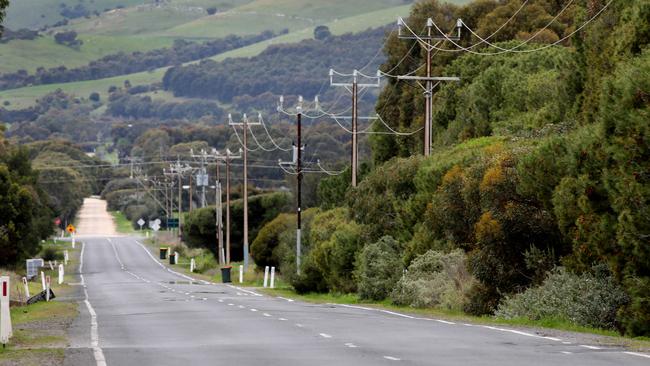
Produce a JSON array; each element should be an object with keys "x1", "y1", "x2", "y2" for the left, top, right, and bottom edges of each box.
[
  {"x1": 355, "y1": 236, "x2": 403, "y2": 301},
  {"x1": 42, "y1": 246, "x2": 63, "y2": 261}
]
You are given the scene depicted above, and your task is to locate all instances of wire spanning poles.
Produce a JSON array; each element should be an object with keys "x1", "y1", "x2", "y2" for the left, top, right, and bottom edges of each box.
[
  {"x1": 396, "y1": 16, "x2": 463, "y2": 157},
  {"x1": 329, "y1": 69, "x2": 381, "y2": 187}
]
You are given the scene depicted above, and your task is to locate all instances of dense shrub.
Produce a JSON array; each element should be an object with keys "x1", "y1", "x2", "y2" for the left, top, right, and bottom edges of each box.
[
  {"x1": 307, "y1": 208, "x2": 363, "y2": 293},
  {"x1": 41, "y1": 246, "x2": 63, "y2": 261},
  {"x1": 495, "y1": 267, "x2": 629, "y2": 330},
  {"x1": 251, "y1": 213, "x2": 294, "y2": 269},
  {"x1": 391, "y1": 249, "x2": 475, "y2": 310},
  {"x1": 356, "y1": 236, "x2": 403, "y2": 301}
]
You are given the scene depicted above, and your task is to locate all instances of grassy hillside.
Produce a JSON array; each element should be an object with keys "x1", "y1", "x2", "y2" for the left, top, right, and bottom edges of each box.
[
  {"x1": 4, "y1": 0, "x2": 143, "y2": 29},
  {"x1": 0, "y1": 4, "x2": 413, "y2": 108},
  {"x1": 0, "y1": 34, "x2": 172, "y2": 74}
]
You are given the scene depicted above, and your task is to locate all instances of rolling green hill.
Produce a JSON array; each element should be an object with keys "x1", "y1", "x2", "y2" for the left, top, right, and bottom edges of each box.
[{"x1": 0, "y1": 4, "x2": 414, "y2": 108}]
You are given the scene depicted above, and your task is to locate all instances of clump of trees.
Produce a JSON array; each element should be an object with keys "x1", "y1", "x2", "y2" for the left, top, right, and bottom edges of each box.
[
  {"x1": 0, "y1": 128, "x2": 54, "y2": 266},
  {"x1": 162, "y1": 27, "x2": 389, "y2": 102}
]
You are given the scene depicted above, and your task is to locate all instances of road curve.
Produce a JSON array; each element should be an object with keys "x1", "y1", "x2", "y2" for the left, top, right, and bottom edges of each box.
[{"x1": 62, "y1": 235, "x2": 649, "y2": 366}]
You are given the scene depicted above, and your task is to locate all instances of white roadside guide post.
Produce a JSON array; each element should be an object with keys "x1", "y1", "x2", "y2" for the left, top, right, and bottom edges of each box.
[
  {"x1": 45, "y1": 276, "x2": 51, "y2": 302},
  {"x1": 71, "y1": 232, "x2": 75, "y2": 249},
  {"x1": 64, "y1": 250, "x2": 69, "y2": 265},
  {"x1": 190, "y1": 258, "x2": 195, "y2": 273},
  {"x1": 270, "y1": 267, "x2": 275, "y2": 289},
  {"x1": 1, "y1": 276, "x2": 12, "y2": 347},
  {"x1": 239, "y1": 265, "x2": 244, "y2": 284},
  {"x1": 40, "y1": 271, "x2": 46, "y2": 291},
  {"x1": 58, "y1": 264, "x2": 64, "y2": 285},
  {"x1": 263, "y1": 266, "x2": 269, "y2": 288},
  {"x1": 22, "y1": 277, "x2": 30, "y2": 299}
]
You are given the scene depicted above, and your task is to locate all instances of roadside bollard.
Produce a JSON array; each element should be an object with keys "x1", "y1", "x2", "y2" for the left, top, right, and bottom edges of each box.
[
  {"x1": 263, "y1": 266, "x2": 269, "y2": 288},
  {"x1": 270, "y1": 267, "x2": 276, "y2": 289},
  {"x1": 58, "y1": 264, "x2": 64, "y2": 285},
  {"x1": 1, "y1": 276, "x2": 13, "y2": 346},
  {"x1": 239, "y1": 265, "x2": 244, "y2": 284},
  {"x1": 190, "y1": 258, "x2": 195, "y2": 273},
  {"x1": 45, "y1": 276, "x2": 51, "y2": 302},
  {"x1": 22, "y1": 277, "x2": 30, "y2": 299},
  {"x1": 40, "y1": 271, "x2": 46, "y2": 291},
  {"x1": 64, "y1": 250, "x2": 69, "y2": 265},
  {"x1": 71, "y1": 233, "x2": 75, "y2": 249},
  {"x1": 48, "y1": 261, "x2": 54, "y2": 270}
]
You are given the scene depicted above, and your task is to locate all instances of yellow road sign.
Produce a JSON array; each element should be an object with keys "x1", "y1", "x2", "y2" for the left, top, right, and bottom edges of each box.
[{"x1": 66, "y1": 224, "x2": 76, "y2": 234}]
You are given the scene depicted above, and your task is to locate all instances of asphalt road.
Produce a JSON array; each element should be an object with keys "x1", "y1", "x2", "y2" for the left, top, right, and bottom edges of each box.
[{"x1": 60, "y1": 235, "x2": 650, "y2": 366}]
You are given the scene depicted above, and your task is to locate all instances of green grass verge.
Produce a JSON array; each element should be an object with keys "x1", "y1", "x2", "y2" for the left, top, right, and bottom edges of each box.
[{"x1": 110, "y1": 210, "x2": 137, "y2": 234}]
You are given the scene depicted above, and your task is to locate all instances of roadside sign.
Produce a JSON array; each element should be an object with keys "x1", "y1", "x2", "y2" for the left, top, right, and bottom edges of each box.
[
  {"x1": 150, "y1": 221, "x2": 161, "y2": 232},
  {"x1": 54, "y1": 218, "x2": 61, "y2": 226},
  {"x1": 167, "y1": 218, "x2": 179, "y2": 229},
  {"x1": 66, "y1": 224, "x2": 75, "y2": 234},
  {"x1": 137, "y1": 218, "x2": 145, "y2": 230}
]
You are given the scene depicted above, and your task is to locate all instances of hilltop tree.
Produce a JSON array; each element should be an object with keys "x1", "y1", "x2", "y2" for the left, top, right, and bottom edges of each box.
[{"x1": 0, "y1": 0, "x2": 8, "y2": 35}]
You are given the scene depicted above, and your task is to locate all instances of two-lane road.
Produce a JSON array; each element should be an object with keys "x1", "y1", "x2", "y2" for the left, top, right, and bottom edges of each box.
[{"x1": 64, "y1": 235, "x2": 650, "y2": 366}]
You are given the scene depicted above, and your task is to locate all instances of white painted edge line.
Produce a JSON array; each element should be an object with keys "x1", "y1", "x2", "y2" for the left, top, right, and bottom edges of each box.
[
  {"x1": 80, "y1": 242, "x2": 107, "y2": 366},
  {"x1": 278, "y1": 318, "x2": 288, "y2": 321},
  {"x1": 579, "y1": 345, "x2": 602, "y2": 350},
  {"x1": 277, "y1": 296, "x2": 295, "y2": 302},
  {"x1": 383, "y1": 356, "x2": 401, "y2": 361},
  {"x1": 227, "y1": 284, "x2": 263, "y2": 297},
  {"x1": 624, "y1": 352, "x2": 650, "y2": 359}
]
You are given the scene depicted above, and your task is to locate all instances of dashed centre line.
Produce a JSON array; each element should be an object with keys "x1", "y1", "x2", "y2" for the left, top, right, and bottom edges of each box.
[
  {"x1": 383, "y1": 356, "x2": 401, "y2": 361},
  {"x1": 319, "y1": 333, "x2": 332, "y2": 338}
]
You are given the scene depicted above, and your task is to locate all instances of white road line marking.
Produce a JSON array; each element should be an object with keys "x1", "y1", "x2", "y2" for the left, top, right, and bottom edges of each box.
[
  {"x1": 227, "y1": 284, "x2": 263, "y2": 297},
  {"x1": 319, "y1": 333, "x2": 332, "y2": 338},
  {"x1": 481, "y1": 325, "x2": 559, "y2": 341},
  {"x1": 296, "y1": 323, "x2": 304, "y2": 327},
  {"x1": 185, "y1": 292, "x2": 190, "y2": 295},
  {"x1": 561, "y1": 351, "x2": 572, "y2": 355},
  {"x1": 228, "y1": 303, "x2": 234, "y2": 306},
  {"x1": 218, "y1": 299, "x2": 224, "y2": 303},
  {"x1": 383, "y1": 356, "x2": 401, "y2": 361},
  {"x1": 279, "y1": 318, "x2": 288, "y2": 321},
  {"x1": 335, "y1": 304, "x2": 373, "y2": 311},
  {"x1": 263, "y1": 313, "x2": 271, "y2": 317},
  {"x1": 624, "y1": 352, "x2": 650, "y2": 359},
  {"x1": 80, "y1": 242, "x2": 107, "y2": 366},
  {"x1": 345, "y1": 343, "x2": 358, "y2": 348},
  {"x1": 463, "y1": 323, "x2": 473, "y2": 327},
  {"x1": 250, "y1": 308, "x2": 258, "y2": 312},
  {"x1": 108, "y1": 238, "x2": 125, "y2": 270},
  {"x1": 580, "y1": 345, "x2": 602, "y2": 350},
  {"x1": 543, "y1": 336, "x2": 562, "y2": 342},
  {"x1": 434, "y1": 319, "x2": 455, "y2": 325},
  {"x1": 562, "y1": 341, "x2": 572, "y2": 344},
  {"x1": 381, "y1": 310, "x2": 415, "y2": 319},
  {"x1": 202, "y1": 298, "x2": 208, "y2": 301},
  {"x1": 277, "y1": 296, "x2": 295, "y2": 302}
]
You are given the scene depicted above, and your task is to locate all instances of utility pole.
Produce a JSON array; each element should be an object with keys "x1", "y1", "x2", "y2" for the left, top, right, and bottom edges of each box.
[
  {"x1": 169, "y1": 159, "x2": 191, "y2": 240},
  {"x1": 228, "y1": 114, "x2": 261, "y2": 270},
  {"x1": 126, "y1": 156, "x2": 141, "y2": 179},
  {"x1": 191, "y1": 149, "x2": 215, "y2": 208},
  {"x1": 329, "y1": 69, "x2": 381, "y2": 186},
  {"x1": 214, "y1": 148, "x2": 242, "y2": 265},
  {"x1": 397, "y1": 17, "x2": 463, "y2": 156},
  {"x1": 278, "y1": 96, "x2": 308, "y2": 274}
]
